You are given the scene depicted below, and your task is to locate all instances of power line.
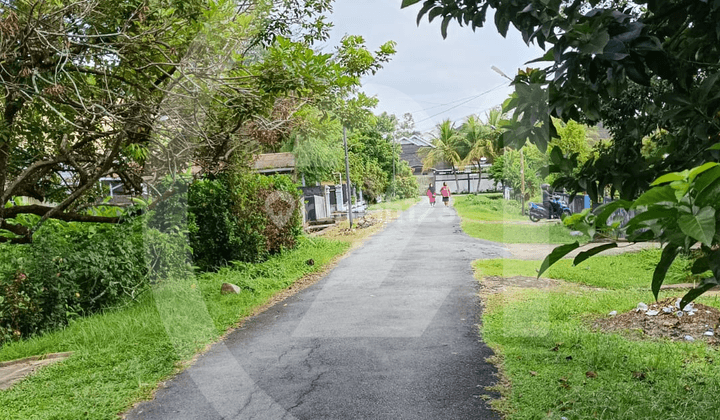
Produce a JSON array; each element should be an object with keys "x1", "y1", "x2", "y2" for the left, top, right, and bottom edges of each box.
[
  {"x1": 414, "y1": 83, "x2": 508, "y2": 125},
  {"x1": 409, "y1": 92, "x2": 497, "y2": 113}
]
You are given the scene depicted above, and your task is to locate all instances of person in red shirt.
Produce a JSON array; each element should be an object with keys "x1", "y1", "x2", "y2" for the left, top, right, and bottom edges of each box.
[
  {"x1": 439, "y1": 182, "x2": 451, "y2": 206},
  {"x1": 426, "y1": 184, "x2": 436, "y2": 207}
]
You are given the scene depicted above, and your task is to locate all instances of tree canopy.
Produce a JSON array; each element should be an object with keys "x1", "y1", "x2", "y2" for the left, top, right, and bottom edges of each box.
[
  {"x1": 403, "y1": 0, "x2": 720, "y2": 201},
  {"x1": 0, "y1": 0, "x2": 394, "y2": 243}
]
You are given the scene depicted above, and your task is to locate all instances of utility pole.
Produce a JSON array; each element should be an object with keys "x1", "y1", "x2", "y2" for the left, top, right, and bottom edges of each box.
[
  {"x1": 343, "y1": 126, "x2": 353, "y2": 228},
  {"x1": 392, "y1": 135, "x2": 396, "y2": 200}
]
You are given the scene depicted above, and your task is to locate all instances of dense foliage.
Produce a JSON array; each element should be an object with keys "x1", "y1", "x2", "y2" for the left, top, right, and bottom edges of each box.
[
  {"x1": 539, "y1": 153, "x2": 720, "y2": 305},
  {"x1": 404, "y1": 0, "x2": 720, "y2": 202},
  {"x1": 0, "y1": 216, "x2": 189, "y2": 345},
  {"x1": 188, "y1": 172, "x2": 302, "y2": 271},
  {"x1": 0, "y1": 0, "x2": 394, "y2": 243}
]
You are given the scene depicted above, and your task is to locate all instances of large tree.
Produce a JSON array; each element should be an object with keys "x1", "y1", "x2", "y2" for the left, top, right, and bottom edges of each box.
[
  {"x1": 0, "y1": 0, "x2": 393, "y2": 243},
  {"x1": 403, "y1": 0, "x2": 720, "y2": 201},
  {"x1": 403, "y1": 0, "x2": 720, "y2": 304}
]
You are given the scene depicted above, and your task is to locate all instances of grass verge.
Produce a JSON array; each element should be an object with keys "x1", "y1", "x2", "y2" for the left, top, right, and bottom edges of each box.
[
  {"x1": 454, "y1": 193, "x2": 527, "y2": 222},
  {"x1": 473, "y1": 248, "x2": 694, "y2": 289},
  {"x1": 454, "y1": 194, "x2": 585, "y2": 244},
  {"x1": 462, "y1": 220, "x2": 584, "y2": 244},
  {"x1": 482, "y1": 286, "x2": 720, "y2": 420},
  {"x1": 0, "y1": 236, "x2": 349, "y2": 419},
  {"x1": 475, "y1": 251, "x2": 720, "y2": 419}
]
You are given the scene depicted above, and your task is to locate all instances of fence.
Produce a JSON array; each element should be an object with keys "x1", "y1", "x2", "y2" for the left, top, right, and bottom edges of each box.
[{"x1": 433, "y1": 172, "x2": 500, "y2": 194}]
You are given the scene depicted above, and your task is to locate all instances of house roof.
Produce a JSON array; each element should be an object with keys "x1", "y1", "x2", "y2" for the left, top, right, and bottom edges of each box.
[
  {"x1": 252, "y1": 152, "x2": 295, "y2": 173},
  {"x1": 397, "y1": 134, "x2": 434, "y2": 148}
]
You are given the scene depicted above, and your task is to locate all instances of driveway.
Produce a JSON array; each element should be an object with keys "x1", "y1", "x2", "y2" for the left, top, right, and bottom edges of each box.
[{"x1": 126, "y1": 203, "x2": 509, "y2": 420}]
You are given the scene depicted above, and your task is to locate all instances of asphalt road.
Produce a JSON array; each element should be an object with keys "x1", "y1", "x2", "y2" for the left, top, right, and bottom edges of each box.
[{"x1": 126, "y1": 203, "x2": 510, "y2": 420}]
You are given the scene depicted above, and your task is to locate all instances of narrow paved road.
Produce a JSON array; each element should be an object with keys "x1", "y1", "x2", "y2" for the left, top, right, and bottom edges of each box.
[{"x1": 127, "y1": 203, "x2": 510, "y2": 420}]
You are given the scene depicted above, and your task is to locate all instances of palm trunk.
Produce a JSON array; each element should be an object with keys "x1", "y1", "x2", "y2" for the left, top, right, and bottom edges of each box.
[
  {"x1": 475, "y1": 159, "x2": 482, "y2": 193},
  {"x1": 453, "y1": 166, "x2": 460, "y2": 193}
]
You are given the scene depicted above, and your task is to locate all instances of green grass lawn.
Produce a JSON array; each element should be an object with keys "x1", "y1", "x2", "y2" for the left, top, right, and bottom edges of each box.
[
  {"x1": 474, "y1": 250, "x2": 720, "y2": 419},
  {"x1": 366, "y1": 196, "x2": 420, "y2": 212},
  {"x1": 454, "y1": 193, "x2": 527, "y2": 222},
  {"x1": 454, "y1": 194, "x2": 585, "y2": 244},
  {"x1": 0, "y1": 237, "x2": 349, "y2": 420},
  {"x1": 474, "y1": 248, "x2": 694, "y2": 289},
  {"x1": 461, "y1": 220, "x2": 585, "y2": 244},
  {"x1": 483, "y1": 286, "x2": 720, "y2": 420}
]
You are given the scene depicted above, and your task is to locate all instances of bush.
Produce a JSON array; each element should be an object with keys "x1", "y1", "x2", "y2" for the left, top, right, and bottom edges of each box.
[
  {"x1": 188, "y1": 171, "x2": 302, "y2": 271},
  {"x1": 392, "y1": 175, "x2": 419, "y2": 199},
  {"x1": 0, "y1": 219, "x2": 151, "y2": 344}
]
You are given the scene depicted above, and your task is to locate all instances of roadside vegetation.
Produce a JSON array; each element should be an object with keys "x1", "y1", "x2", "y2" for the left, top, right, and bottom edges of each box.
[
  {"x1": 474, "y1": 249, "x2": 694, "y2": 290},
  {"x1": 454, "y1": 194, "x2": 584, "y2": 244},
  {"x1": 0, "y1": 237, "x2": 349, "y2": 419},
  {"x1": 454, "y1": 193, "x2": 526, "y2": 221},
  {"x1": 474, "y1": 251, "x2": 720, "y2": 419}
]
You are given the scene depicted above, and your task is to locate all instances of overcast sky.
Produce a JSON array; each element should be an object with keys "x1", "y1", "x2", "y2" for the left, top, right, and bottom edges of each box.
[{"x1": 322, "y1": 0, "x2": 544, "y2": 133}]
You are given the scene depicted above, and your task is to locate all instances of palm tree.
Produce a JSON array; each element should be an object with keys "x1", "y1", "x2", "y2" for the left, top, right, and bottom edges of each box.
[
  {"x1": 419, "y1": 119, "x2": 464, "y2": 191},
  {"x1": 460, "y1": 110, "x2": 504, "y2": 192}
]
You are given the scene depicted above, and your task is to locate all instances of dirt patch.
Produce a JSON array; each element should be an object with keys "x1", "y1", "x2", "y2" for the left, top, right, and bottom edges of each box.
[
  {"x1": 480, "y1": 275, "x2": 561, "y2": 295},
  {"x1": 593, "y1": 297, "x2": 720, "y2": 344},
  {"x1": 504, "y1": 241, "x2": 661, "y2": 260},
  {"x1": 0, "y1": 352, "x2": 73, "y2": 390}
]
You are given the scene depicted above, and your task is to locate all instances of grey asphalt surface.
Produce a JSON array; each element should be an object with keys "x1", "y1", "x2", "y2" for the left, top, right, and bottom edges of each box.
[{"x1": 126, "y1": 203, "x2": 510, "y2": 420}]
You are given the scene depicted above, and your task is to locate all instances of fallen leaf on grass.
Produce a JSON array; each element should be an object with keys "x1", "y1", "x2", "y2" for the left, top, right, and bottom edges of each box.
[
  {"x1": 632, "y1": 371, "x2": 646, "y2": 380},
  {"x1": 586, "y1": 371, "x2": 597, "y2": 378},
  {"x1": 529, "y1": 371, "x2": 537, "y2": 376}
]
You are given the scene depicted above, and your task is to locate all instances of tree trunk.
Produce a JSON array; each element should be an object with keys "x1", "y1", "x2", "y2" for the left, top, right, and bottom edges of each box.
[{"x1": 475, "y1": 159, "x2": 482, "y2": 193}]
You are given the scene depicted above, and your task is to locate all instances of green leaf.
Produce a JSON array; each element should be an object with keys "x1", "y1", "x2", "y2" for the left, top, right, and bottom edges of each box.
[
  {"x1": 652, "y1": 245, "x2": 680, "y2": 300},
  {"x1": 694, "y1": 165, "x2": 720, "y2": 194},
  {"x1": 593, "y1": 199, "x2": 631, "y2": 227},
  {"x1": 680, "y1": 278, "x2": 720, "y2": 310},
  {"x1": 688, "y1": 162, "x2": 719, "y2": 182},
  {"x1": 537, "y1": 242, "x2": 580, "y2": 278},
  {"x1": 573, "y1": 242, "x2": 618, "y2": 266},
  {"x1": 697, "y1": 177, "x2": 720, "y2": 207},
  {"x1": 632, "y1": 185, "x2": 677, "y2": 208},
  {"x1": 440, "y1": 15, "x2": 452, "y2": 38},
  {"x1": 579, "y1": 30, "x2": 610, "y2": 54},
  {"x1": 625, "y1": 207, "x2": 675, "y2": 235},
  {"x1": 677, "y1": 206, "x2": 716, "y2": 246},
  {"x1": 691, "y1": 256, "x2": 710, "y2": 275},
  {"x1": 651, "y1": 172, "x2": 685, "y2": 186},
  {"x1": 401, "y1": 0, "x2": 422, "y2": 7},
  {"x1": 707, "y1": 143, "x2": 720, "y2": 151}
]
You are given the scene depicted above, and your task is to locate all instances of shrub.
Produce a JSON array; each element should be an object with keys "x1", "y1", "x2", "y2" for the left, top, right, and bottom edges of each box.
[
  {"x1": 0, "y1": 219, "x2": 151, "y2": 344},
  {"x1": 188, "y1": 171, "x2": 302, "y2": 271},
  {"x1": 392, "y1": 175, "x2": 419, "y2": 199}
]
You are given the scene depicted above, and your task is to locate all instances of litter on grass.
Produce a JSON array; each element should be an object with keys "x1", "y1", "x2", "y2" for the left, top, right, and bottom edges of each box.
[{"x1": 596, "y1": 297, "x2": 720, "y2": 345}]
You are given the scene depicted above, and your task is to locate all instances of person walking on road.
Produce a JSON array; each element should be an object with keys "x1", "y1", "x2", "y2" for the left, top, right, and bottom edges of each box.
[
  {"x1": 426, "y1": 184, "x2": 436, "y2": 207},
  {"x1": 440, "y1": 182, "x2": 451, "y2": 206}
]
